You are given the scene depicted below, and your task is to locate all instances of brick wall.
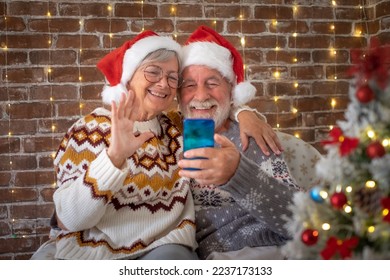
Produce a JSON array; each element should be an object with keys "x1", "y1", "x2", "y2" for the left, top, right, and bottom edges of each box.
[{"x1": 0, "y1": 0, "x2": 389, "y2": 259}]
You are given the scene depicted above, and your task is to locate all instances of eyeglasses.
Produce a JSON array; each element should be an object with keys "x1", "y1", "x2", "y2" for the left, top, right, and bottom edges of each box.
[{"x1": 143, "y1": 65, "x2": 181, "y2": 89}]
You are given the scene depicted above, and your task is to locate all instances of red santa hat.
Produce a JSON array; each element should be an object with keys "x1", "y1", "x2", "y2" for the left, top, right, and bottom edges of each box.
[
  {"x1": 97, "y1": 30, "x2": 181, "y2": 104},
  {"x1": 181, "y1": 25, "x2": 256, "y2": 106}
]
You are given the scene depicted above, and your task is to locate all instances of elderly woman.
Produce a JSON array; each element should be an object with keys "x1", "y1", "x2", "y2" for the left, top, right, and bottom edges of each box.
[{"x1": 50, "y1": 31, "x2": 197, "y2": 260}]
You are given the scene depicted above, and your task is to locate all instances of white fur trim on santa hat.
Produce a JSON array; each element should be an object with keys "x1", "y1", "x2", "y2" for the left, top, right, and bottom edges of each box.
[
  {"x1": 101, "y1": 82, "x2": 128, "y2": 105},
  {"x1": 181, "y1": 42, "x2": 235, "y2": 83},
  {"x1": 102, "y1": 36, "x2": 181, "y2": 104},
  {"x1": 232, "y1": 81, "x2": 256, "y2": 106}
]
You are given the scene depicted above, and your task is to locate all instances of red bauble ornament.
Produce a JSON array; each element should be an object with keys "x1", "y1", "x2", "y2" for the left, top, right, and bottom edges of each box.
[
  {"x1": 330, "y1": 192, "x2": 348, "y2": 209},
  {"x1": 356, "y1": 84, "x2": 375, "y2": 103},
  {"x1": 301, "y1": 229, "x2": 319, "y2": 246},
  {"x1": 366, "y1": 141, "x2": 386, "y2": 159}
]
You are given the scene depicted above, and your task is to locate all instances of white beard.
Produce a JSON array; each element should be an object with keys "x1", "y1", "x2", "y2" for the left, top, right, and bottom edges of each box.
[{"x1": 181, "y1": 98, "x2": 230, "y2": 129}]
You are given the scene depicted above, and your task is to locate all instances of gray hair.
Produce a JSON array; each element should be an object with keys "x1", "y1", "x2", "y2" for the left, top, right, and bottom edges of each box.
[{"x1": 139, "y1": 49, "x2": 180, "y2": 69}]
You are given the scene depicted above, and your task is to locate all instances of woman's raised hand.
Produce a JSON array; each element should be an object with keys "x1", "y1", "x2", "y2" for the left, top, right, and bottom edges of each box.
[{"x1": 107, "y1": 91, "x2": 154, "y2": 168}]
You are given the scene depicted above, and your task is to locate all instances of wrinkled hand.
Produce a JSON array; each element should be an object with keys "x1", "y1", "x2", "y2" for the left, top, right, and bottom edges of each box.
[
  {"x1": 237, "y1": 110, "x2": 283, "y2": 156},
  {"x1": 178, "y1": 134, "x2": 240, "y2": 186},
  {"x1": 107, "y1": 91, "x2": 154, "y2": 168}
]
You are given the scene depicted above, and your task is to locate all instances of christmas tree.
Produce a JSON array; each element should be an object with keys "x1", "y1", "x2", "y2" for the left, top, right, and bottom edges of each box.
[{"x1": 283, "y1": 39, "x2": 390, "y2": 260}]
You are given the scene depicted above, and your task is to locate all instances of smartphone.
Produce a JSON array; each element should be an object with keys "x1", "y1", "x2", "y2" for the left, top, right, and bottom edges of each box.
[{"x1": 183, "y1": 118, "x2": 215, "y2": 170}]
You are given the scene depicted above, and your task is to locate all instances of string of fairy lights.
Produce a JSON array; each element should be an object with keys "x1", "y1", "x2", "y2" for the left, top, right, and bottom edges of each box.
[
  {"x1": 239, "y1": 0, "x2": 246, "y2": 79},
  {"x1": 170, "y1": 2, "x2": 178, "y2": 40},
  {"x1": 292, "y1": 2, "x2": 299, "y2": 131},
  {"x1": 46, "y1": 2, "x2": 56, "y2": 190},
  {"x1": 78, "y1": 7, "x2": 84, "y2": 117},
  {"x1": 273, "y1": 0, "x2": 280, "y2": 131},
  {"x1": 2, "y1": 1, "x2": 16, "y2": 239},
  {"x1": 330, "y1": 0, "x2": 338, "y2": 129}
]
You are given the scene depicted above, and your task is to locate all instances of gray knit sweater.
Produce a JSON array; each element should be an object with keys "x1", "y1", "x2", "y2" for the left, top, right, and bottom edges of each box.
[{"x1": 192, "y1": 121, "x2": 303, "y2": 259}]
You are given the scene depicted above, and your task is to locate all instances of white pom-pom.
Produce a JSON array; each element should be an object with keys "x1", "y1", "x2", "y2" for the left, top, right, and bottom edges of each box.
[
  {"x1": 232, "y1": 81, "x2": 256, "y2": 106},
  {"x1": 101, "y1": 84, "x2": 128, "y2": 105}
]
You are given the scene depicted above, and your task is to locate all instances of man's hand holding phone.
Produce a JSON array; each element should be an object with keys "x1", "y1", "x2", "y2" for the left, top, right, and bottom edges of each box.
[{"x1": 179, "y1": 119, "x2": 240, "y2": 185}]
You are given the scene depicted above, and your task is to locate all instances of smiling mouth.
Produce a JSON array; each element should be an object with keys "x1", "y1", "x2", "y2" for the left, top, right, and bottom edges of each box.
[
  {"x1": 190, "y1": 105, "x2": 216, "y2": 111},
  {"x1": 148, "y1": 89, "x2": 168, "y2": 98}
]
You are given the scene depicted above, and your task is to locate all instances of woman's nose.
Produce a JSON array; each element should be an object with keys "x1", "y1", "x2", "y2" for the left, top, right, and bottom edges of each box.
[{"x1": 155, "y1": 75, "x2": 170, "y2": 88}]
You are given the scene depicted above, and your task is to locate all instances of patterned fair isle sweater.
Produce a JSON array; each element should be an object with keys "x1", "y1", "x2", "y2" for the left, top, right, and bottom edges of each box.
[
  {"x1": 191, "y1": 121, "x2": 304, "y2": 259},
  {"x1": 53, "y1": 107, "x2": 196, "y2": 260}
]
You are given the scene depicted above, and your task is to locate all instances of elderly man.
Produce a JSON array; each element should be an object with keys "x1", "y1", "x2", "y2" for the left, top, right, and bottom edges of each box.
[{"x1": 178, "y1": 26, "x2": 303, "y2": 259}]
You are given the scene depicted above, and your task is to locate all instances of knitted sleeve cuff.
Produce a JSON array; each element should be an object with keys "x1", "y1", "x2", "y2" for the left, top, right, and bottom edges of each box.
[
  {"x1": 220, "y1": 153, "x2": 261, "y2": 196},
  {"x1": 229, "y1": 105, "x2": 267, "y2": 123}
]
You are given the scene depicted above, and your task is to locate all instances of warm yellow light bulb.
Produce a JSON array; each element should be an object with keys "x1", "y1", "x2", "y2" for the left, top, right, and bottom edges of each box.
[
  {"x1": 273, "y1": 20, "x2": 278, "y2": 26},
  {"x1": 240, "y1": 37, "x2": 245, "y2": 47},
  {"x1": 79, "y1": 76, "x2": 82, "y2": 81},
  {"x1": 345, "y1": 186, "x2": 352, "y2": 193},
  {"x1": 294, "y1": 82, "x2": 298, "y2": 88},
  {"x1": 51, "y1": 125, "x2": 56, "y2": 131},
  {"x1": 332, "y1": 0, "x2": 337, "y2": 6},
  {"x1": 365, "y1": 180, "x2": 376, "y2": 188},
  {"x1": 275, "y1": 46, "x2": 280, "y2": 51},
  {"x1": 344, "y1": 205, "x2": 352, "y2": 213},
  {"x1": 322, "y1": 223, "x2": 331, "y2": 230},
  {"x1": 355, "y1": 29, "x2": 362, "y2": 37},
  {"x1": 367, "y1": 226, "x2": 375, "y2": 233},
  {"x1": 294, "y1": 133, "x2": 300, "y2": 138},
  {"x1": 382, "y1": 139, "x2": 389, "y2": 147},
  {"x1": 330, "y1": 24, "x2": 335, "y2": 30},
  {"x1": 47, "y1": 12, "x2": 51, "y2": 17},
  {"x1": 274, "y1": 71, "x2": 280, "y2": 78},
  {"x1": 329, "y1": 125, "x2": 334, "y2": 130},
  {"x1": 292, "y1": 32, "x2": 297, "y2": 37},
  {"x1": 109, "y1": 33, "x2": 113, "y2": 38},
  {"x1": 331, "y1": 98, "x2": 336, "y2": 108},
  {"x1": 292, "y1": 107, "x2": 298, "y2": 114},
  {"x1": 319, "y1": 190, "x2": 328, "y2": 199},
  {"x1": 293, "y1": 57, "x2": 298, "y2": 63},
  {"x1": 107, "y1": 5, "x2": 112, "y2": 11},
  {"x1": 276, "y1": 123, "x2": 280, "y2": 128},
  {"x1": 367, "y1": 130, "x2": 375, "y2": 139},
  {"x1": 274, "y1": 96, "x2": 278, "y2": 102},
  {"x1": 171, "y1": 6, "x2": 176, "y2": 14}
]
